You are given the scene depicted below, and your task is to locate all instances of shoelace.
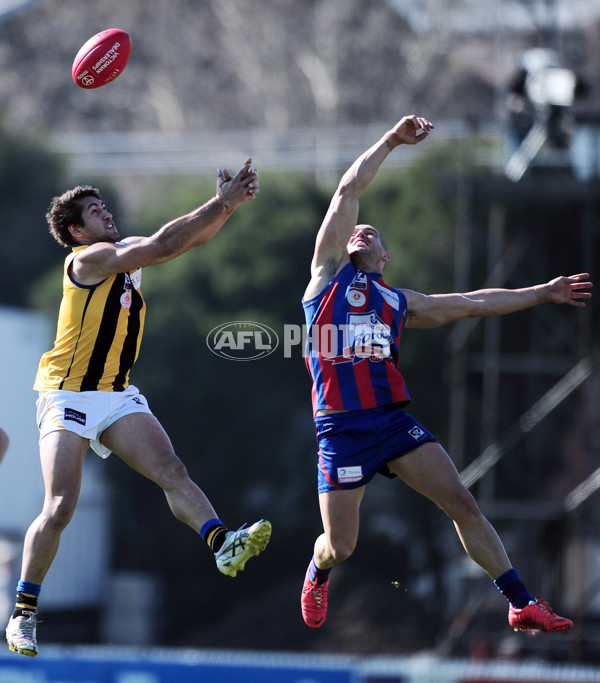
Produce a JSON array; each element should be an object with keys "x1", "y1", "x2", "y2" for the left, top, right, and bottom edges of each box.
[
  {"x1": 308, "y1": 582, "x2": 325, "y2": 606},
  {"x1": 221, "y1": 529, "x2": 249, "y2": 557},
  {"x1": 535, "y1": 599, "x2": 553, "y2": 615},
  {"x1": 15, "y1": 614, "x2": 36, "y2": 640}
]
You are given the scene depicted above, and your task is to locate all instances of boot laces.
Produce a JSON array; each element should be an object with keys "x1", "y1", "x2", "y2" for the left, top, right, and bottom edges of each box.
[{"x1": 310, "y1": 582, "x2": 325, "y2": 606}]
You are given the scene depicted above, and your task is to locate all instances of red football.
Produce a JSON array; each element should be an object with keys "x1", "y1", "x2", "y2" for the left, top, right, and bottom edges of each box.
[{"x1": 72, "y1": 28, "x2": 131, "y2": 89}]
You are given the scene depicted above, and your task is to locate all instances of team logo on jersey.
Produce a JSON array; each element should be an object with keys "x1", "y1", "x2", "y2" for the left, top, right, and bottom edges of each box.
[
  {"x1": 317, "y1": 312, "x2": 393, "y2": 366},
  {"x1": 349, "y1": 270, "x2": 368, "y2": 290},
  {"x1": 120, "y1": 291, "x2": 132, "y2": 309},
  {"x1": 343, "y1": 312, "x2": 392, "y2": 361},
  {"x1": 346, "y1": 289, "x2": 366, "y2": 307},
  {"x1": 121, "y1": 270, "x2": 142, "y2": 308},
  {"x1": 408, "y1": 426, "x2": 426, "y2": 440},
  {"x1": 337, "y1": 466, "x2": 363, "y2": 484}
]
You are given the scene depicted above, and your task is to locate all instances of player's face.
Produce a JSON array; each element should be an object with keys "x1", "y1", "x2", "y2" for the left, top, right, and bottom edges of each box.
[
  {"x1": 78, "y1": 196, "x2": 120, "y2": 243},
  {"x1": 347, "y1": 225, "x2": 387, "y2": 260}
]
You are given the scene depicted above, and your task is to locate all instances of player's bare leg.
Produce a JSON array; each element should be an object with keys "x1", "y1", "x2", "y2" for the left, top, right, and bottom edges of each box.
[
  {"x1": 302, "y1": 487, "x2": 365, "y2": 627},
  {"x1": 388, "y1": 442, "x2": 511, "y2": 577},
  {"x1": 101, "y1": 412, "x2": 220, "y2": 531},
  {"x1": 388, "y1": 441, "x2": 572, "y2": 633},
  {"x1": 101, "y1": 412, "x2": 271, "y2": 576},
  {"x1": 7, "y1": 430, "x2": 88, "y2": 657}
]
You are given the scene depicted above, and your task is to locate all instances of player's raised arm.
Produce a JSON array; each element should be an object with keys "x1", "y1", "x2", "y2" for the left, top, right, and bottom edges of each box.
[
  {"x1": 71, "y1": 159, "x2": 259, "y2": 285},
  {"x1": 305, "y1": 115, "x2": 433, "y2": 300},
  {"x1": 404, "y1": 273, "x2": 593, "y2": 329}
]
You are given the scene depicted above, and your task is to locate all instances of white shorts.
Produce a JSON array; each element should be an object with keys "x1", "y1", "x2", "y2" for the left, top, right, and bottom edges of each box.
[{"x1": 36, "y1": 385, "x2": 153, "y2": 458}]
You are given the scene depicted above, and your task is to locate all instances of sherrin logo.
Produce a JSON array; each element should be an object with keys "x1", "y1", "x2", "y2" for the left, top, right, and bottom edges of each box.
[
  {"x1": 80, "y1": 73, "x2": 95, "y2": 86},
  {"x1": 206, "y1": 321, "x2": 279, "y2": 361}
]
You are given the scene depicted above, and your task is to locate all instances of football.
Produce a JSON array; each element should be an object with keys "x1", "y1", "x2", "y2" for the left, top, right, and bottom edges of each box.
[{"x1": 72, "y1": 28, "x2": 131, "y2": 89}]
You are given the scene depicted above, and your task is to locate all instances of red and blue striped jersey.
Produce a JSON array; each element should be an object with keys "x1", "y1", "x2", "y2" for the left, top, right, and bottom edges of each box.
[{"x1": 302, "y1": 263, "x2": 411, "y2": 414}]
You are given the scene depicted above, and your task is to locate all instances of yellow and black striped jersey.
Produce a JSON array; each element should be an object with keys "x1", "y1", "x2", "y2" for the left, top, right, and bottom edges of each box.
[{"x1": 34, "y1": 244, "x2": 146, "y2": 392}]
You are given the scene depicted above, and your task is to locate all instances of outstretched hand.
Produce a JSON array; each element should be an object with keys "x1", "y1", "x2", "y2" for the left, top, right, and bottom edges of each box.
[
  {"x1": 544, "y1": 273, "x2": 593, "y2": 307},
  {"x1": 217, "y1": 157, "x2": 260, "y2": 208},
  {"x1": 388, "y1": 115, "x2": 435, "y2": 147}
]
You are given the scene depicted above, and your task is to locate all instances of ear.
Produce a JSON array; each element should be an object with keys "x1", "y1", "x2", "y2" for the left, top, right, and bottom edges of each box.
[
  {"x1": 67, "y1": 224, "x2": 84, "y2": 239},
  {"x1": 382, "y1": 250, "x2": 390, "y2": 263}
]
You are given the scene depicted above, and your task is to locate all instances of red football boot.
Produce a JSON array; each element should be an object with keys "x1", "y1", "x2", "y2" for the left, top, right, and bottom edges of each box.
[
  {"x1": 508, "y1": 598, "x2": 573, "y2": 633},
  {"x1": 301, "y1": 567, "x2": 329, "y2": 628}
]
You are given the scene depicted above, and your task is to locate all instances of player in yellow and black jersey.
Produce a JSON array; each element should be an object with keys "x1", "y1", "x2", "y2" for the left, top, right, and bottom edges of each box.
[
  {"x1": 6, "y1": 161, "x2": 272, "y2": 658},
  {"x1": 34, "y1": 243, "x2": 146, "y2": 393}
]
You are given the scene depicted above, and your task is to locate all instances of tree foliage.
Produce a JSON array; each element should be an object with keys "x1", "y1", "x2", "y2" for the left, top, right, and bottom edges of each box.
[{"x1": 0, "y1": 124, "x2": 66, "y2": 308}]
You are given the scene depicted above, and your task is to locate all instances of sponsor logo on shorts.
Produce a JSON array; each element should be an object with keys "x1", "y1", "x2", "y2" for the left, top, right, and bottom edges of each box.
[
  {"x1": 338, "y1": 465, "x2": 363, "y2": 484},
  {"x1": 408, "y1": 426, "x2": 426, "y2": 440},
  {"x1": 64, "y1": 408, "x2": 86, "y2": 426}
]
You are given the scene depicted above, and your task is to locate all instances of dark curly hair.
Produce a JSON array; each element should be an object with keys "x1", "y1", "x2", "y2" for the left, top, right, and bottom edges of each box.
[{"x1": 46, "y1": 185, "x2": 102, "y2": 247}]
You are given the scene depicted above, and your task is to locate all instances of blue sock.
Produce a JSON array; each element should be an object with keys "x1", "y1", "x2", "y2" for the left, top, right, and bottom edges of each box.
[
  {"x1": 309, "y1": 557, "x2": 331, "y2": 585},
  {"x1": 17, "y1": 580, "x2": 41, "y2": 597},
  {"x1": 200, "y1": 518, "x2": 229, "y2": 552},
  {"x1": 200, "y1": 518, "x2": 225, "y2": 541},
  {"x1": 494, "y1": 568, "x2": 534, "y2": 609}
]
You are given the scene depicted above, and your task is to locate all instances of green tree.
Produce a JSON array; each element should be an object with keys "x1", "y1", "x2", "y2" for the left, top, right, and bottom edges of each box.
[{"x1": 0, "y1": 124, "x2": 68, "y2": 307}]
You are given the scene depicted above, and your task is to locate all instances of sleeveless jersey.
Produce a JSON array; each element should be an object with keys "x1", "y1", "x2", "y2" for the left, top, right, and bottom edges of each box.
[
  {"x1": 34, "y1": 244, "x2": 146, "y2": 392},
  {"x1": 302, "y1": 262, "x2": 411, "y2": 414}
]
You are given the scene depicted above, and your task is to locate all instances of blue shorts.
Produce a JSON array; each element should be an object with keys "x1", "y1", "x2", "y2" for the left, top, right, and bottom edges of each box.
[{"x1": 315, "y1": 404, "x2": 437, "y2": 493}]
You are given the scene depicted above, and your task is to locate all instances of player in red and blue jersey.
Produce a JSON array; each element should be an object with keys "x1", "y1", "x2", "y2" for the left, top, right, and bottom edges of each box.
[
  {"x1": 300, "y1": 114, "x2": 592, "y2": 634},
  {"x1": 303, "y1": 261, "x2": 411, "y2": 413}
]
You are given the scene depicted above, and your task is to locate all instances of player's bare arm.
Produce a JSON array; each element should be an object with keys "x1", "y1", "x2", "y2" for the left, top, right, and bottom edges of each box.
[
  {"x1": 404, "y1": 273, "x2": 592, "y2": 329},
  {"x1": 304, "y1": 115, "x2": 434, "y2": 301},
  {"x1": 71, "y1": 159, "x2": 259, "y2": 286}
]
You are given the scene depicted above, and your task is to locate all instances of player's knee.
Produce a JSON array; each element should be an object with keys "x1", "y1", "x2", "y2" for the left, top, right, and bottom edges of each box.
[
  {"x1": 155, "y1": 454, "x2": 189, "y2": 490},
  {"x1": 329, "y1": 538, "x2": 357, "y2": 564},
  {"x1": 445, "y1": 487, "x2": 482, "y2": 523},
  {"x1": 43, "y1": 495, "x2": 78, "y2": 530}
]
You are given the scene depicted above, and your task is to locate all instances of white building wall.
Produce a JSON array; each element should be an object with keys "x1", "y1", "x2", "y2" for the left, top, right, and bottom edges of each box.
[{"x1": 0, "y1": 305, "x2": 110, "y2": 613}]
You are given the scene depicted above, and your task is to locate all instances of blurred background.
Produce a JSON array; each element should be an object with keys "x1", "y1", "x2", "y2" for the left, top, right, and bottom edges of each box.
[{"x1": 0, "y1": 0, "x2": 599, "y2": 680}]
